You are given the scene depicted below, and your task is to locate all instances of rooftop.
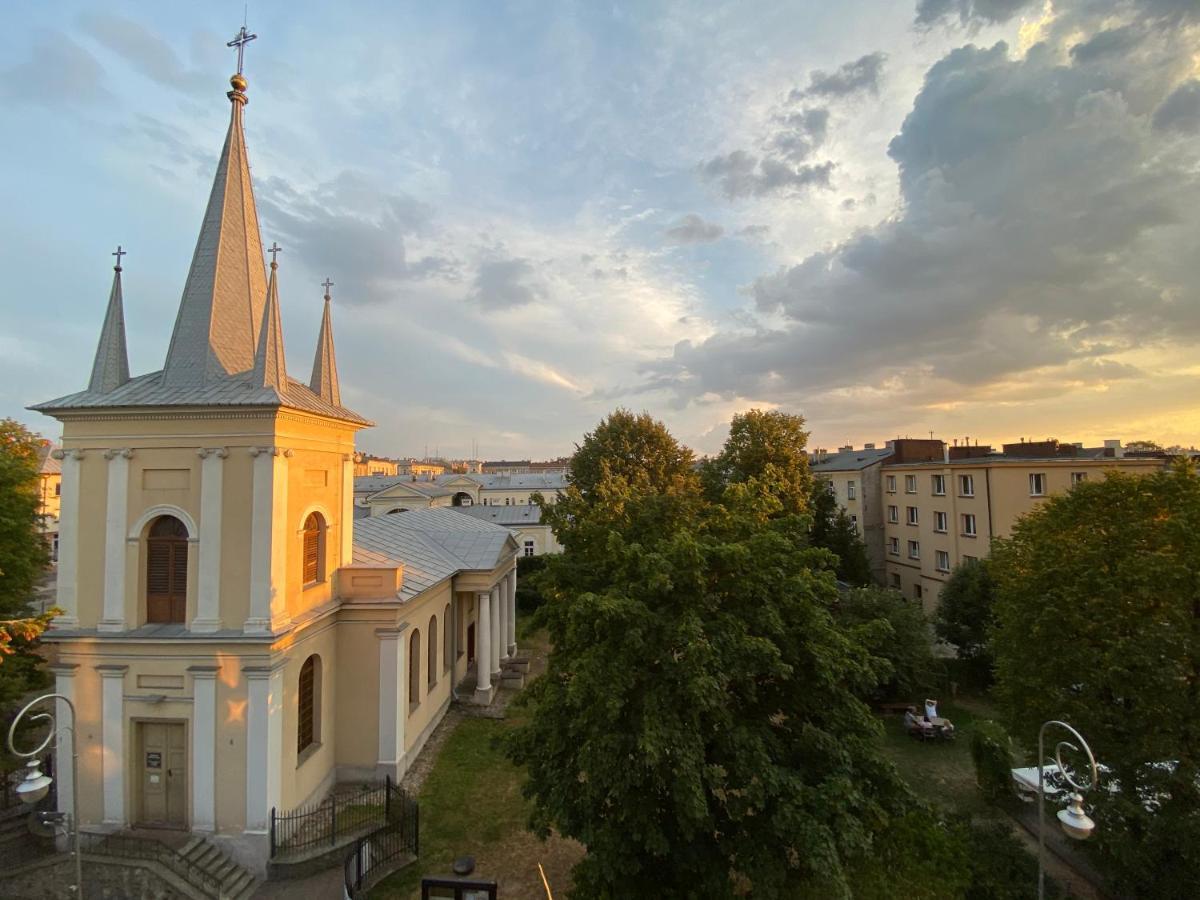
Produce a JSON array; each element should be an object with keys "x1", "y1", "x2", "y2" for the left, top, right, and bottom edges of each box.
[
  {"x1": 811, "y1": 447, "x2": 893, "y2": 472},
  {"x1": 451, "y1": 505, "x2": 545, "y2": 526}
]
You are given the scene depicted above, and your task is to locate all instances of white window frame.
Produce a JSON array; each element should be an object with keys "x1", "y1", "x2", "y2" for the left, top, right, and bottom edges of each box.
[
  {"x1": 905, "y1": 474, "x2": 917, "y2": 494},
  {"x1": 1029, "y1": 472, "x2": 1046, "y2": 496},
  {"x1": 523, "y1": 539, "x2": 535, "y2": 557},
  {"x1": 962, "y1": 513, "x2": 977, "y2": 537},
  {"x1": 888, "y1": 536, "x2": 900, "y2": 555},
  {"x1": 934, "y1": 511, "x2": 947, "y2": 533},
  {"x1": 847, "y1": 480, "x2": 856, "y2": 500},
  {"x1": 849, "y1": 514, "x2": 858, "y2": 530},
  {"x1": 886, "y1": 474, "x2": 896, "y2": 493},
  {"x1": 931, "y1": 474, "x2": 946, "y2": 496},
  {"x1": 907, "y1": 540, "x2": 920, "y2": 560},
  {"x1": 935, "y1": 550, "x2": 950, "y2": 573},
  {"x1": 1071, "y1": 471, "x2": 1088, "y2": 485},
  {"x1": 906, "y1": 506, "x2": 919, "y2": 526},
  {"x1": 887, "y1": 505, "x2": 899, "y2": 524},
  {"x1": 959, "y1": 474, "x2": 975, "y2": 497}
]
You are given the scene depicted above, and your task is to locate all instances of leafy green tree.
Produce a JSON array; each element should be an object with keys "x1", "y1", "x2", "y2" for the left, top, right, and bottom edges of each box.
[
  {"x1": 832, "y1": 586, "x2": 938, "y2": 701},
  {"x1": 990, "y1": 461, "x2": 1200, "y2": 898},
  {"x1": 934, "y1": 558, "x2": 996, "y2": 685},
  {"x1": 564, "y1": 408, "x2": 696, "y2": 502},
  {"x1": 701, "y1": 408, "x2": 812, "y2": 516},
  {"x1": 808, "y1": 478, "x2": 873, "y2": 585},
  {"x1": 1123, "y1": 439, "x2": 1162, "y2": 452},
  {"x1": 510, "y1": 413, "x2": 915, "y2": 898}
]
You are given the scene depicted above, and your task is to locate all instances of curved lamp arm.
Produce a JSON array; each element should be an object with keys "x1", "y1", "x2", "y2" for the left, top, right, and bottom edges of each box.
[
  {"x1": 7, "y1": 693, "x2": 77, "y2": 759},
  {"x1": 1040, "y1": 719, "x2": 1099, "y2": 793}
]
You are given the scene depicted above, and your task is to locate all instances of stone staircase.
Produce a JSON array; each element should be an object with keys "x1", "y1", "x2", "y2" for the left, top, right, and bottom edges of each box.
[
  {"x1": 500, "y1": 654, "x2": 531, "y2": 688},
  {"x1": 177, "y1": 835, "x2": 259, "y2": 900}
]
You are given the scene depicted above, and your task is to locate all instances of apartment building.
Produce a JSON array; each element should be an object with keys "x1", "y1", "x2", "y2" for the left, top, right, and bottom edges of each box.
[
  {"x1": 881, "y1": 438, "x2": 1165, "y2": 613},
  {"x1": 810, "y1": 444, "x2": 893, "y2": 582}
]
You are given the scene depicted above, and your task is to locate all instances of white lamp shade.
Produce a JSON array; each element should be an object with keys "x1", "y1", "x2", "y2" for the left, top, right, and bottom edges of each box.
[
  {"x1": 15, "y1": 762, "x2": 52, "y2": 805},
  {"x1": 1057, "y1": 795, "x2": 1095, "y2": 840}
]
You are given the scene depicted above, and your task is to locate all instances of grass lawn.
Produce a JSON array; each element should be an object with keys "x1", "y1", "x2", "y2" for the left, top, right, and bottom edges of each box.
[
  {"x1": 877, "y1": 695, "x2": 1005, "y2": 820},
  {"x1": 370, "y1": 631, "x2": 583, "y2": 899}
]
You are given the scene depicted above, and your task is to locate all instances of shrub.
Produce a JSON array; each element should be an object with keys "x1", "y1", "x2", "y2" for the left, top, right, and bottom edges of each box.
[{"x1": 971, "y1": 719, "x2": 1015, "y2": 803}]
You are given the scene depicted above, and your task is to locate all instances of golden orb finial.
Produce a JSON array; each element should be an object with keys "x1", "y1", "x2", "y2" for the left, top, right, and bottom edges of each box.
[{"x1": 230, "y1": 72, "x2": 248, "y2": 93}]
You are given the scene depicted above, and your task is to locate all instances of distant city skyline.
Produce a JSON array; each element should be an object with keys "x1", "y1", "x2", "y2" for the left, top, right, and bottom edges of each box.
[{"x1": 4, "y1": 1, "x2": 1198, "y2": 458}]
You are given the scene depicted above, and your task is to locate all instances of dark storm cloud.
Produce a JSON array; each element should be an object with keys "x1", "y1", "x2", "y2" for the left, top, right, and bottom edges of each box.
[
  {"x1": 664, "y1": 213, "x2": 724, "y2": 244},
  {"x1": 468, "y1": 258, "x2": 544, "y2": 311},
  {"x1": 799, "y1": 53, "x2": 886, "y2": 98},
  {"x1": 654, "y1": 9, "x2": 1200, "y2": 407}
]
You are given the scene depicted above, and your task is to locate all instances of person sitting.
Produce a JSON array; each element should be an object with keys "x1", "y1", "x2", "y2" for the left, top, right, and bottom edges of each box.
[
  {"x1": 925, "y1": 698, "x2": 939, "y2": 720},
  {"x1": 905, "y1": 706, "x2": 934, "y2": 739},
  {"x1": 924, "y1": 698, "x2": 956, "y2": 739}
]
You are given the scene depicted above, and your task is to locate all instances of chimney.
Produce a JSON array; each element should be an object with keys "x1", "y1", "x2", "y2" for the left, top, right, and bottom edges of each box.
[{"x1": 1104, "y1": 439, "x2": 1123, "y2": 458}]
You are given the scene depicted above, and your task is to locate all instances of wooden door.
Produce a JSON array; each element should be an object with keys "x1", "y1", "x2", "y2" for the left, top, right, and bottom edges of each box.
[
  {"x1": 147, "y1": 517, "x2": 188, "y2": 623},
  {"x1": 139, "y1": 722, "x2": 187, "y2": 827}
]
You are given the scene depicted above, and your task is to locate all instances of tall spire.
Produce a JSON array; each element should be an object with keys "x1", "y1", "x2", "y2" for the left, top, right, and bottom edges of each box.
[
  {"x1": 309, "y1": 279, "x2": 341, "y2": 406},
  {"x1": 161, "y1": 28, "x2": 267, "y2": 387},
  {"x1": 89, "y1": 247, "x2": 131, "y2": 394},
  {"x1": 252, "y1": 243, "x2": 288, "y2": 392}
]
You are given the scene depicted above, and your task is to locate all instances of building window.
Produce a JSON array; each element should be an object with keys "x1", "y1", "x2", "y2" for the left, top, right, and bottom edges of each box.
[
  {"x1": 302, "y1": 512, "x2": 326, "y2": 585},
  {"x1": 908, "y1": 540, "x2": 920, "y2": 560},
  {"x1": 963, "y1": 555, "x2": 978, "y2": 564},
  {"x1": 962, "y1": 513, "x2": 977, "y2": 537},
  {"x1": 935, "y1": 550, "x2": 950, "y2": 573},
  {"x1": 1029, "y1": 473, "x2": 1047, "y2": 496},
  {"x1": 54, "y1": 483, "x2": 61, "y2": 497},
  {"x1": 934, "y1": 511, "x2": 948, "y2": 533},
  {"x1": 1071, "y1": 471, "x2": 1088, "y2": 485},
  {"x1": 887, "y1": 505, "x2": 899, "y2": 524},
  {"x1": 888, "y1": 536, "x2": 900, "y2": 555},
  {"x1": 886, "y1": 475, "x2": 896, "y2": 493},
  {"x1": 146, "y1": 515, "x2": 188, "y2": 624},
  {"x1": 959, "y1": 474, "x2": 975, "y2": 497},
  {"x1": 52, "y1": 534, "x2": 59, "y2": 562},
  {"x1": 409, "y1": 629, "x2": 421, "y2": 710},
  {"x1": 428, "y1": 616, "x2": 438, "y2": 688},
  {"x1": 847, "y1": 480, "x2": 856, "y2": 500},
  {"x1": 906, "y1": 506, "x2": 919, "y2": 526},
  {"x1": 505, "y1": 497, "x2": 511, "y2": 506},
  {"x1": 890, "y1": 572, "x2": 901, "y2": 589},
  {"x1": 524, "y1": 539, "x2": 535, "y2": 557},
  {"x1": 914, "y1": 584, "x2": 923, "y2": 601},
  {"x1": 297, "y1": 655, "x2": 320, "y2": 757},
  {"x1": 905, "y1": 474, "x2": 917, "y2": 494},
  {"x1": 849, "y1": 514, "x2": 858, "y2": 530},
  {"x1": 931, "y1": 474, "x2": 945, "y2": 496}
]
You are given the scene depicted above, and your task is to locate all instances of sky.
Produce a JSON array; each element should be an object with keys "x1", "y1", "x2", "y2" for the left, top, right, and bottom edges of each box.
[{"x1": 2, "y1": 0, "x2": 1199, "y2": 459}]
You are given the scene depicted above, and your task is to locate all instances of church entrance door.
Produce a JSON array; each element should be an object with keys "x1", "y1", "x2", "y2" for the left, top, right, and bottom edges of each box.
[{"x1": 137, "y1": 721, "x2": 187, "y2": 827}]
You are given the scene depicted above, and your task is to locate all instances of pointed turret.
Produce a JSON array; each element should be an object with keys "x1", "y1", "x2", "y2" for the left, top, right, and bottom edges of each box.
[
  {"x1": 252, "y1": 246, "x2": 288, "y2": 392},
  {"x1": 88, "y1": 247, "x2": 131, "y2": 394},
  {"x1": 161, "y1": 64, "x2": 267, "y2": 387},
  {"x1": 309, "y1": 279, "x2": 341, "y2": 406}
]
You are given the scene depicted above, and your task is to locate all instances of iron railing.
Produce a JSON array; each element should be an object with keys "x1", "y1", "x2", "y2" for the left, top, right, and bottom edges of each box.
[
  {"x1": 271, "y1": 776, "x2": 408, "y2": 860},
  {"x1": 80, "y1": 832, "x2": 226, "y2": 899},
  {"x1": 343, "y1": 788, "x2": 420, "y2": 898}
]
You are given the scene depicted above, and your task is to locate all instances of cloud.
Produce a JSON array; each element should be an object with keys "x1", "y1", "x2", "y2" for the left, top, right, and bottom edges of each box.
[
  {"x1": 1153, "y1": 80, "x2": 1200, "y2": 134},
  {"x1": 915, "y1": 0, "x2": 1036, "y2": 28},
  {"x1": 799, "y1": 52, "x2": 886, "y2": 99},
  {"x1": 78, "y1": 12, "x2": 207, "y2": 95},
  {"x1": 664, "y1": 213, "x2": 724, "y2": 244},
  {"x1": 0, "y1": 31, "x2": 111, "y2": 106},
  {"x1": 701, "y1": 150, "x2": 834, "y2": 199},
  {"x1": 468, "y1": 258, "x2": 545, "y2": 311}
]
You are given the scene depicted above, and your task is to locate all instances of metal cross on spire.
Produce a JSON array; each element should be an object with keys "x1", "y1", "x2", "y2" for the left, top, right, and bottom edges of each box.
[
  {"x1": 112, "y1": 245, "x2": 126, "y2": 270},
  {"x1": 322, "y1": 278, "x2": 334, "y2": 299},
  {"x1": 227, "y1": 23, "x2": 257, "y2": 75},
  {"x1": 267, "y1": 242, "x2": 282, "y2": 266}
]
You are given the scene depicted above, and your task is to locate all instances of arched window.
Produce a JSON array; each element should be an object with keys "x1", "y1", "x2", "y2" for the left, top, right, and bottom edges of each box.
[
  {"x1": 409, "y1": 629, "x2": 421, "y2": 708},
  {"x1": 386, "y1": 507, "x2": 408, "y2": 515},
  {"x1": 302, "y1": 513, "x2": 326, "y2": 585},
  {"x1": 443, "y1": 603, "x2": 451, "y2": 673},
  {"x1": 428, "y1": 616, "x2": 438, "y2": 687},
  {"x1": 298, "y1": 655, "x2": 321, "y2": 756},
  {"x1": 146, "y1": 515, "x2": 188, "y2": 623}
]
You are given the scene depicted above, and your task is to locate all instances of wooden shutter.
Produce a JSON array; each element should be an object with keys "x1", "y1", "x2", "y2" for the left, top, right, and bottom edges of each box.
[
  {"x1": 303, "y1": 514, "x2": 321, "y2": 584},
  {"x1": 297, "y1": 657, "x2": 315, "y2": 753},
  {"x1": 147, "y1": 516, "x2": 188, "y2": 624}
]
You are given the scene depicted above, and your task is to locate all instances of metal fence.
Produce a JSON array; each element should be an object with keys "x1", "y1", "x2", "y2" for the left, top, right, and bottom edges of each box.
[
  {"x1": 343, "y1": 789, "x2": 420, "y2": 899},
  {"x1": 270, "y1": 776, "x2": 410, "y2": 860}
]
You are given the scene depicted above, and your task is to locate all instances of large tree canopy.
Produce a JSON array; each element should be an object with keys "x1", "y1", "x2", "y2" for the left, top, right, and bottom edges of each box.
[
  {"x1": 702, "y1": 408, "x2": 812, "y2": 516},
  {"x1": 990, "y1": 462, "x2": 1200, "y2": 899},
  {"x1": 933, "y1": 558, "x2": 996, "y2": 685},
  {"x1": 511, "y1": 412, "x2": 912, "y2": 898},
  {"x1": 0, "y1": 419, "x2": 50, "y2": 615}
]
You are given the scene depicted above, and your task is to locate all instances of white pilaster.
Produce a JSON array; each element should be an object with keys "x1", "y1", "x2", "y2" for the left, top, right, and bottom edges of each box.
[
  {"x1": 98, "y1": 665, "x2": 128, "y2": 825},
  {"x1": 193, "y1": 449, "x2": 227, "y2": 633},
  {"x1": 341, "y1": 454, "x2": 355, "y2": 567},
  {"x1": 498, "y1": 578, "x2": 510, "y2": 662},
  {"x1": 474, "y1": 591, "x2": 492, "y2": 701},
  {"x1": 507, "y1": 567, "x2": 518, "y2": 656},
  {"x1": 246, "y1": 447, "x2": 292, "y2": 634},
  {"x1": 51, "y1": 450, "x2": 83, "y2": 628},
  {"x1": 50, "y1": 664, "x2": 78, "y2": 821},
  {"x1": 490, "y1": 585, "x2": 502, "y2": 679},
  {"x1": 244, "y1": 663, "x2": 284, "y2": 831},
  {"x1": 375, "y1": 626, "x2": 408, "y2": 779},
  {"x1": 189, "y1": 665, "x2": 219, "y2": 831},
  {"x1": 98, "y1": 449, "x2": 132, "y2": 632}
]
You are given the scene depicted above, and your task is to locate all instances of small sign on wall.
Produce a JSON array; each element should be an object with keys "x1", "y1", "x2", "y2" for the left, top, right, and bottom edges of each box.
[{"x1": 146, "y1": 752, "x2": 162, "y2": 769}]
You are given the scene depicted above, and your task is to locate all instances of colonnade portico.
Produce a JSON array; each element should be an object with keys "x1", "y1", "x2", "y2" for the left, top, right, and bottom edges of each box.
[{"x1": 474, "y1": 566, "x2": 519, "y2": 704}]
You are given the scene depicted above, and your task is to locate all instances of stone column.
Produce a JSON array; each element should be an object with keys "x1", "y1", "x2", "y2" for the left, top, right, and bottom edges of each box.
[
  {"x1": 98, "y1": 665, "x2": 128, "y2": 825},
  {"x1": 49, "y1": 663, "x2": 78, "y2": 821},
  {"x1": 341, "y1": 454, "x2": 355, "y2": 567},
  {"x1": 246, "y1": 447, "x2": 292, "y2": 634},
  {"x1": 376, "y1": 626, "x2": 407, "y2": 779},
  {"x1": 507, "y1": 568, "x2": 518, "y2": 656},
  {"x1": 244, "y1": 663, "x2": 284, "y2": 831},
  {"x1": 51, "y1": 449, "x2": 83, "y2": 628},
  {"x1": 189, "y1": 665, "x2": 219, "y2": 831},
  {"x1": 489, "y1": 585, "x2": 502, "y2": 680},
  {"x1": 98, "y1": 449, "x2": 133, "y2": 632},
  {"x1": 498, "y1": 578, "x2": 510, "y2": 662},
  {"x1": 474, "y1": 591, "x2": 491, "y2": 701},
  {"x1": 193, "y1": 449, "x2": 227, "y2": 633}
]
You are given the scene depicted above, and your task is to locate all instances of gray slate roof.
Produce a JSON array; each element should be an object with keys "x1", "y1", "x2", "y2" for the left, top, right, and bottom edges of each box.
[
  {"x1": 353, "y1": 508, "x2": 514, "y2": 601},
  {"x1": 355, "y1": 476, "x2": 458, "y2": 498},
  {"x1": 451, "y1": 505, "x2": 544, "y2": 526},
  {"x1": 436, "y1": 472, "x2": 568, "y2": 491},
  {"x1": 811, "y1": 448, "x2": 893, "y2": 472}
]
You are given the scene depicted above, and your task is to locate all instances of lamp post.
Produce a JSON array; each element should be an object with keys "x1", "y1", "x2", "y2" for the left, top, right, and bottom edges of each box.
[
  {"x1": 1037, "y1": 720, "x2": 1098, "y2": 900},
  {"x1": 7, "y1": 693, "x2": 82, "y2": 895}
]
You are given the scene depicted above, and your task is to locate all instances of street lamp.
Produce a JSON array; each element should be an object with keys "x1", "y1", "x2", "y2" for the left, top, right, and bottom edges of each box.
[
  {"x1": 7, "y1": 693, "x2": 82, "y2": 895},
  {"x1": 1037, "y1": 720, "x2": 1098, "y2": 900}
]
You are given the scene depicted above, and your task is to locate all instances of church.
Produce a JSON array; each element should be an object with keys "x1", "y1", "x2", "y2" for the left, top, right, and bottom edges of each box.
[{"x1": 31, "y1": 34, "x2": 519, "y2": 875}]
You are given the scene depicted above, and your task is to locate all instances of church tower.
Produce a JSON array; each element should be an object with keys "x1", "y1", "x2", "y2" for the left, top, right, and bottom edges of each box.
[{"x1": 32, "y1": 27, "x2": 372, "y2": 871}]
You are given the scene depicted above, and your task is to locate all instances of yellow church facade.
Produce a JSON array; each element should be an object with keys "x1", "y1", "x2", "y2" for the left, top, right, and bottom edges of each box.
[{"x1": 33, "y1": 51, "x2": 520, "y2": 876}]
